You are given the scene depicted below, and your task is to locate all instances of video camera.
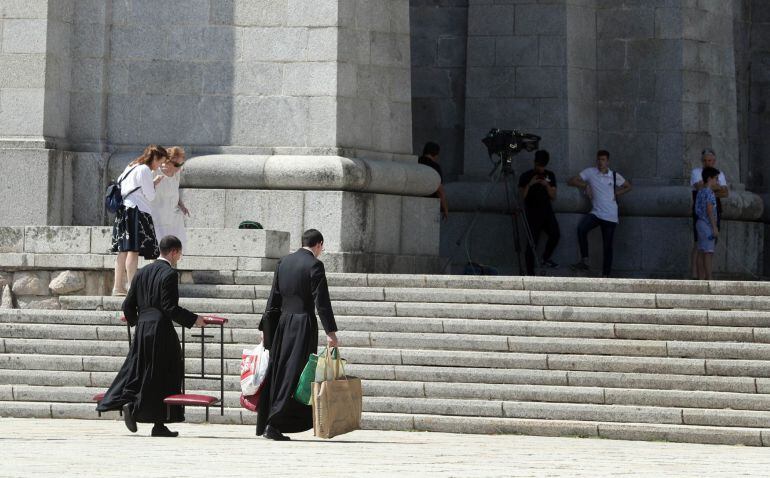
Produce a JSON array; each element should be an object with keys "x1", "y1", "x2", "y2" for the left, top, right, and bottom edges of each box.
[{"x1": 482, "y1": 128, "x2": 541, "y2": 173}]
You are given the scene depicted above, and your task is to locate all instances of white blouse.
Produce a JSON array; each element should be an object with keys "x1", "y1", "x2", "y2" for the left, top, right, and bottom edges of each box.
[{"x1": 119, "y1": 164, "x2": 155, "y2": 214}]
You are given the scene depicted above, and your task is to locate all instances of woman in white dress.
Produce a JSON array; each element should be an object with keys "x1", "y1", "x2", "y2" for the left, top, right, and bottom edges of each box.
[{"x1": 151, "y1": 146, "x2": 190, "y2": 247}]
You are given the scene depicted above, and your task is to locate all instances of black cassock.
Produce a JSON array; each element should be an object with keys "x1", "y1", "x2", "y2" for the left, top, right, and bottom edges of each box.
[
  {"x1": 96, "y1": 259, "x2": 198, "y2": 423},
  {"x1": 256, "y1": 248, "x2": 337, "y2": 435}
]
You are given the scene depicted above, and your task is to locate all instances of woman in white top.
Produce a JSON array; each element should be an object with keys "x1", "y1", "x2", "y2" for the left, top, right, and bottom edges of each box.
[
  {"x1": 151, "y1": 146, "x2": 190, "y2": 247},
  {"x1": 110, "y1": 145, "x2": 169, "y2": 295}
]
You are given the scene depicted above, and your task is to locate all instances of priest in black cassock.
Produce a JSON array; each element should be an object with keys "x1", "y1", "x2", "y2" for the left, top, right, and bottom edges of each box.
[
  {"x1": 97, "y1": 235, "x2": 205, "y2": 437},
  {"x1": 257, "y1": 229, "x2": 339, "y2": 441}
]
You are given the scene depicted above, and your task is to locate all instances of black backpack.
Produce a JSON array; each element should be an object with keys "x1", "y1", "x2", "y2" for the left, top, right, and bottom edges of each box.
[
  {"x1": 238, "y1": 221, "x2": 263, "y2": 230},
  {"x1": 105, "y1": 166, "x2": 140, "y2": 214}
]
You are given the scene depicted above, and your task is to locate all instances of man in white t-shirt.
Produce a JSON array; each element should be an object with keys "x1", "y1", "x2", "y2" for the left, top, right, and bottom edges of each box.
[
  {"x1": 567, "y1": 150, "x2": 632, "y2": 277},
  {"x1": 689, "y1": 148, "x2": 729, "y2": 278}
]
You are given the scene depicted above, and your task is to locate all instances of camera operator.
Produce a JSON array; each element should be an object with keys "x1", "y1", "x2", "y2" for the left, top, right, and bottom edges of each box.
[
  {"x1": 568, "y1": 150, "x2": 632, "y2": 277},
  {"x1": 518, "y1": 150, "x2": 560, "y2": 275},
  {"x1": 418, "y1": 142, "x2": 449, "y2": 221}
]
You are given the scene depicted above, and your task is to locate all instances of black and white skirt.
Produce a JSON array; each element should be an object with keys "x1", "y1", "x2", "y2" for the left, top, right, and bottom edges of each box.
[{"x1": 110, "y1": 206, "x2": 159, "y2": 259}]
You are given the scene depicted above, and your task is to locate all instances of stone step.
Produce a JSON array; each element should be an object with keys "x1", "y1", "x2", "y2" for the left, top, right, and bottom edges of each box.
[
  {"x1": 364, "y1": 382, "x2": 770, "y2": 412},
  {"x1": 5, "y1": 307, "x2": 770, "y2": 329},
  {"x1": 2, "y1": 226, "x2": 289, "y2": 258},
  {"x1": 3, "y1": 354, "x2": 765, "y2": 394},
  {"x1": 58, "y1": 291, "x2": 770, "y2": 312},
  {"x1": 4, "y1": 317, "x2": 768, "y2": 345},
  {"x1": 203, "y1": 272, "x2": 770, "y2": 298},
  {"x1": 364, "y1": 397, "x2": 770, "y2": 428},
  {"x1": 5, "y1": 380, "x2": 770, "y2": 413},
  {"x1": 0, "y1": 369, "x2": 249, "y2": 390},
  {"x1": 0, "y1": 253, "x2": 279, "y2": 273},
  {"x1": 0, "y1": 400, "x2": 249, "y2": 425},
  {"x1": 19, "y1": 392, "x2": 765, "y2": 431},
  {"x1": 0, "y1": 401, "x2": 765, "y2": 446},
  {"x1": 5, "y1": 324, "x2": 770, "y2": 360},
  {"x1": 4, "y1": 340, "x2": 770, "y2": 380},
  {"x1": 366, "y1": 413, "x2": 769, "y2": 447}
]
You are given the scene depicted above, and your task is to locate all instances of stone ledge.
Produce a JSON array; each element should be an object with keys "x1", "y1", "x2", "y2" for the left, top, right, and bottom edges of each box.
[
  {"x1": 445, "y1": 182, "x2": 764, "y2": 221},
  {"x1": 0, "y1": 226, "x2": 289, "y2": 259},
  {"x1": 0, "y1": 253, "x2": 279, "y2": 272},
  {"x1": 108, "y1": 152, "x2": 440, "y2": 196}
]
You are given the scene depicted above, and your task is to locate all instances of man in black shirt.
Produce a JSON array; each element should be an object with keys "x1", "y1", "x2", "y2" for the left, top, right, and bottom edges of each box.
[
  {"x1": 518, "y1": 150, "x2": 560, "y2": 275},
  {"x1": 418, "y1": 142, "x2": 449, "y2": 220}
]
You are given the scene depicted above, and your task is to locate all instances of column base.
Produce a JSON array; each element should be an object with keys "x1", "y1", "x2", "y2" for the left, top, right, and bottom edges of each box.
[
  {"x1": 0, "y1": 148, "x2": 74, "y2": 226},
  {"x1": 179, "y1": 188, "x2": 442, "y2": 273},
  {"x1": 441, "y1": 212, "x2": 765, "y2": 279}
]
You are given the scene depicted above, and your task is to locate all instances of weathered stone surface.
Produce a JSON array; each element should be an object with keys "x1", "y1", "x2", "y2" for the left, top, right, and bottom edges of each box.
[
  {"x1": 24, "y1": 227, "x2": 91, "y2": 254},
  {"x1": 48, "y1": 271, "x2": 86, "y2": 295},
  {"x1": 14, "y1": 296, "x2": 60, "y2": 310},
  {"x1": 597, "y1": 422, "x2": 763, "y2": 447},
  {"x1": 0, "y1": 228, "x2": 24, "y2": 253},
  {"x1": 0, "y1": 272, "x2": 12, "y2": 289},
  {"x1": 1, "y1": 284, "x2": 14, "y2": 309},
  {"x1": 184, "y1": 229, "x2": 289, "y2": 259},
  {"x1": 11, "y1": 272, "x2": 50, "y2": 296},
  {"x1": 0, "y1": 150, "x2": 72, "y2": 227},
  {"x1": 34, "y1": 254, "x2": 104, "y2": 269},
  {"x1": 89, "y1": 227, "x2": 112, "y2": 254}
]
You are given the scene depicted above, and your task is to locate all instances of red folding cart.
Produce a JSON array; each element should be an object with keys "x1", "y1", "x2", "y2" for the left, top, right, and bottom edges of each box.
[{"x1": 163, "y1": 315, "x2": 228, "y2": 421}]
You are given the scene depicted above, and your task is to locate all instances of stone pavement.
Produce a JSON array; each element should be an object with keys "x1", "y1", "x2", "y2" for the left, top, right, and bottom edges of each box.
[{"x1": 2, "y1": 419, "x2": 769, "y2": 477}]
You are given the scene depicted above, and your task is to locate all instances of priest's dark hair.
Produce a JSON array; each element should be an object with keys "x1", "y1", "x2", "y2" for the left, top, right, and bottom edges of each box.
[
  {"x1": 534, "y1": 150, "x2": 550, "y2": 166},
  {"x1": 701, "y1": 166, "x2": 720, "y2": 183},
  {"x1": 159, "y1": 235, "x2": 183, "y2": 255},
  {"x1": 301, "y1": 229, "x2": 324, "y2": 248},
  {"x1": 422, "y1": 141, "x2": 440, "y2": 157}
]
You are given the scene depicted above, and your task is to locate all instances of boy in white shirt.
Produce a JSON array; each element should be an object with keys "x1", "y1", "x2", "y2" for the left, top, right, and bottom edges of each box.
[{"x1": 567, "y1": 150, "x2": 632, "y2": 277}]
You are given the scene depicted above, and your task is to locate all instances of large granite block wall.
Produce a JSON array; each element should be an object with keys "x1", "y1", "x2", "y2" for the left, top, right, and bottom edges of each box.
[
  {"x1": 414, "y1": 0, "x2": 768, "y2": 277},
  {"x1": 749, "y1": 0, "x2": 770, "y2": 193},
  {"x1": 409, "y1": 0, "x2": 468, "y2": 180},
  {"x1": 463, "y1": 1, "x2": 569, "y2": 176}
]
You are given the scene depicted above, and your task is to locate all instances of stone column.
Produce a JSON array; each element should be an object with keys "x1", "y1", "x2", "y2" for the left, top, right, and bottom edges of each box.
[
  {"x1": 0, "y1": 0, "x2": 440, "y2": 272},
  {"x1": 0, "y1": 1, "x2": 75, "y2": 226},
  {"x1": 409, "y1": 1, "x2": 469, "y2": 181},
  {"x1": 441, "y1": 0, "x2": 763, "y2": 277},
  {"x1": 746, "y1": 0, "x2": 770, "y2": 275}
]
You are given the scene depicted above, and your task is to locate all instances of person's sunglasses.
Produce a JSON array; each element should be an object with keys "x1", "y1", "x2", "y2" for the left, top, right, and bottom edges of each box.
[{"x1": 171, "y1": 162, "x2": 185, "y2": 167}]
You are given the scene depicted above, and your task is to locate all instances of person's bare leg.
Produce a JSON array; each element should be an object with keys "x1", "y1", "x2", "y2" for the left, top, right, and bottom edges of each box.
[
  {"x1": 703, "y1": 252, "x2": 714, "y2": 280},
  {"x1": 113, "y1": 252, "x2": 127, "y2": 294},
  {"x1": 690, "y1": 244, "x2": 699, "y2": 279},
  {"x1": 126, "y1": 252, "x2": 139, "y2": 286},
  {"x1": 696, "y1": 251, "x2": 706, "y2": 280}
]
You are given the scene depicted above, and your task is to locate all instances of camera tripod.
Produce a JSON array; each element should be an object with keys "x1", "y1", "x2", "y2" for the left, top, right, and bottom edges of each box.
[{"x1": 448, "y1": 154, "x2": 541, "y2": 276}]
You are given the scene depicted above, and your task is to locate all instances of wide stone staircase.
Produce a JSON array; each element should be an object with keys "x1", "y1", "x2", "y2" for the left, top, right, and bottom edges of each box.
[{"x1": 2, "y1": 272, "x2": 770, "y2": 446}]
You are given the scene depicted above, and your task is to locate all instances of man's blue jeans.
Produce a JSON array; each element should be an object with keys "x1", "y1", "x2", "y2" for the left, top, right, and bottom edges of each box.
[{"x1": 577, "y1": 214, "x2": 617, "y2": 277}]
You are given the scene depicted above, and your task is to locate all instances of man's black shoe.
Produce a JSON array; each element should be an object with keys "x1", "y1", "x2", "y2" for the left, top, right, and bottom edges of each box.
[
  {"x1": 151, "y1": 425, "x2": 179, "y2": 437},
  {"x1": 570, "y1": 261, "x2": 589, "y2": 271},
  {"x1": 263, "y1": 425, "x2": 291, "y2": 441},
  {"x1": 122, "y1": 403, "x2": 137, "y2": 433},
  {"x1": 542, "y1": 259, "x2": 558, "y2": 268}
]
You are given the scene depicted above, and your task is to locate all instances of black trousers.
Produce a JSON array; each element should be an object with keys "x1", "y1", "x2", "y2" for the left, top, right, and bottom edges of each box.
[
  {"x1": 577, "y1": 213, "x2": 617, "y2": 277},
  {"x1": 523, "y1": 209, "x2": 560, "y2": 275}
]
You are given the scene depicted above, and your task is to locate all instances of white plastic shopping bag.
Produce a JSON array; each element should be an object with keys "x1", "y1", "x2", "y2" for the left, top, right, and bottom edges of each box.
[{"x1": 240, "y1": 343, "x2": 269, "y2": 396}]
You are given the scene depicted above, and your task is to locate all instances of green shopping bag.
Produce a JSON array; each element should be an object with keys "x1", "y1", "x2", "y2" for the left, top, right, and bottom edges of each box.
[{"x1": 294, "y1": 348, "x2": 324, "y2": 405}]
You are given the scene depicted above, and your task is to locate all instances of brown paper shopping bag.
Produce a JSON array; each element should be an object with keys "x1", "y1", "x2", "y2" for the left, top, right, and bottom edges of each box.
[{"x1": 312, "y1": 348, "x2": 362, "y2": 439}]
